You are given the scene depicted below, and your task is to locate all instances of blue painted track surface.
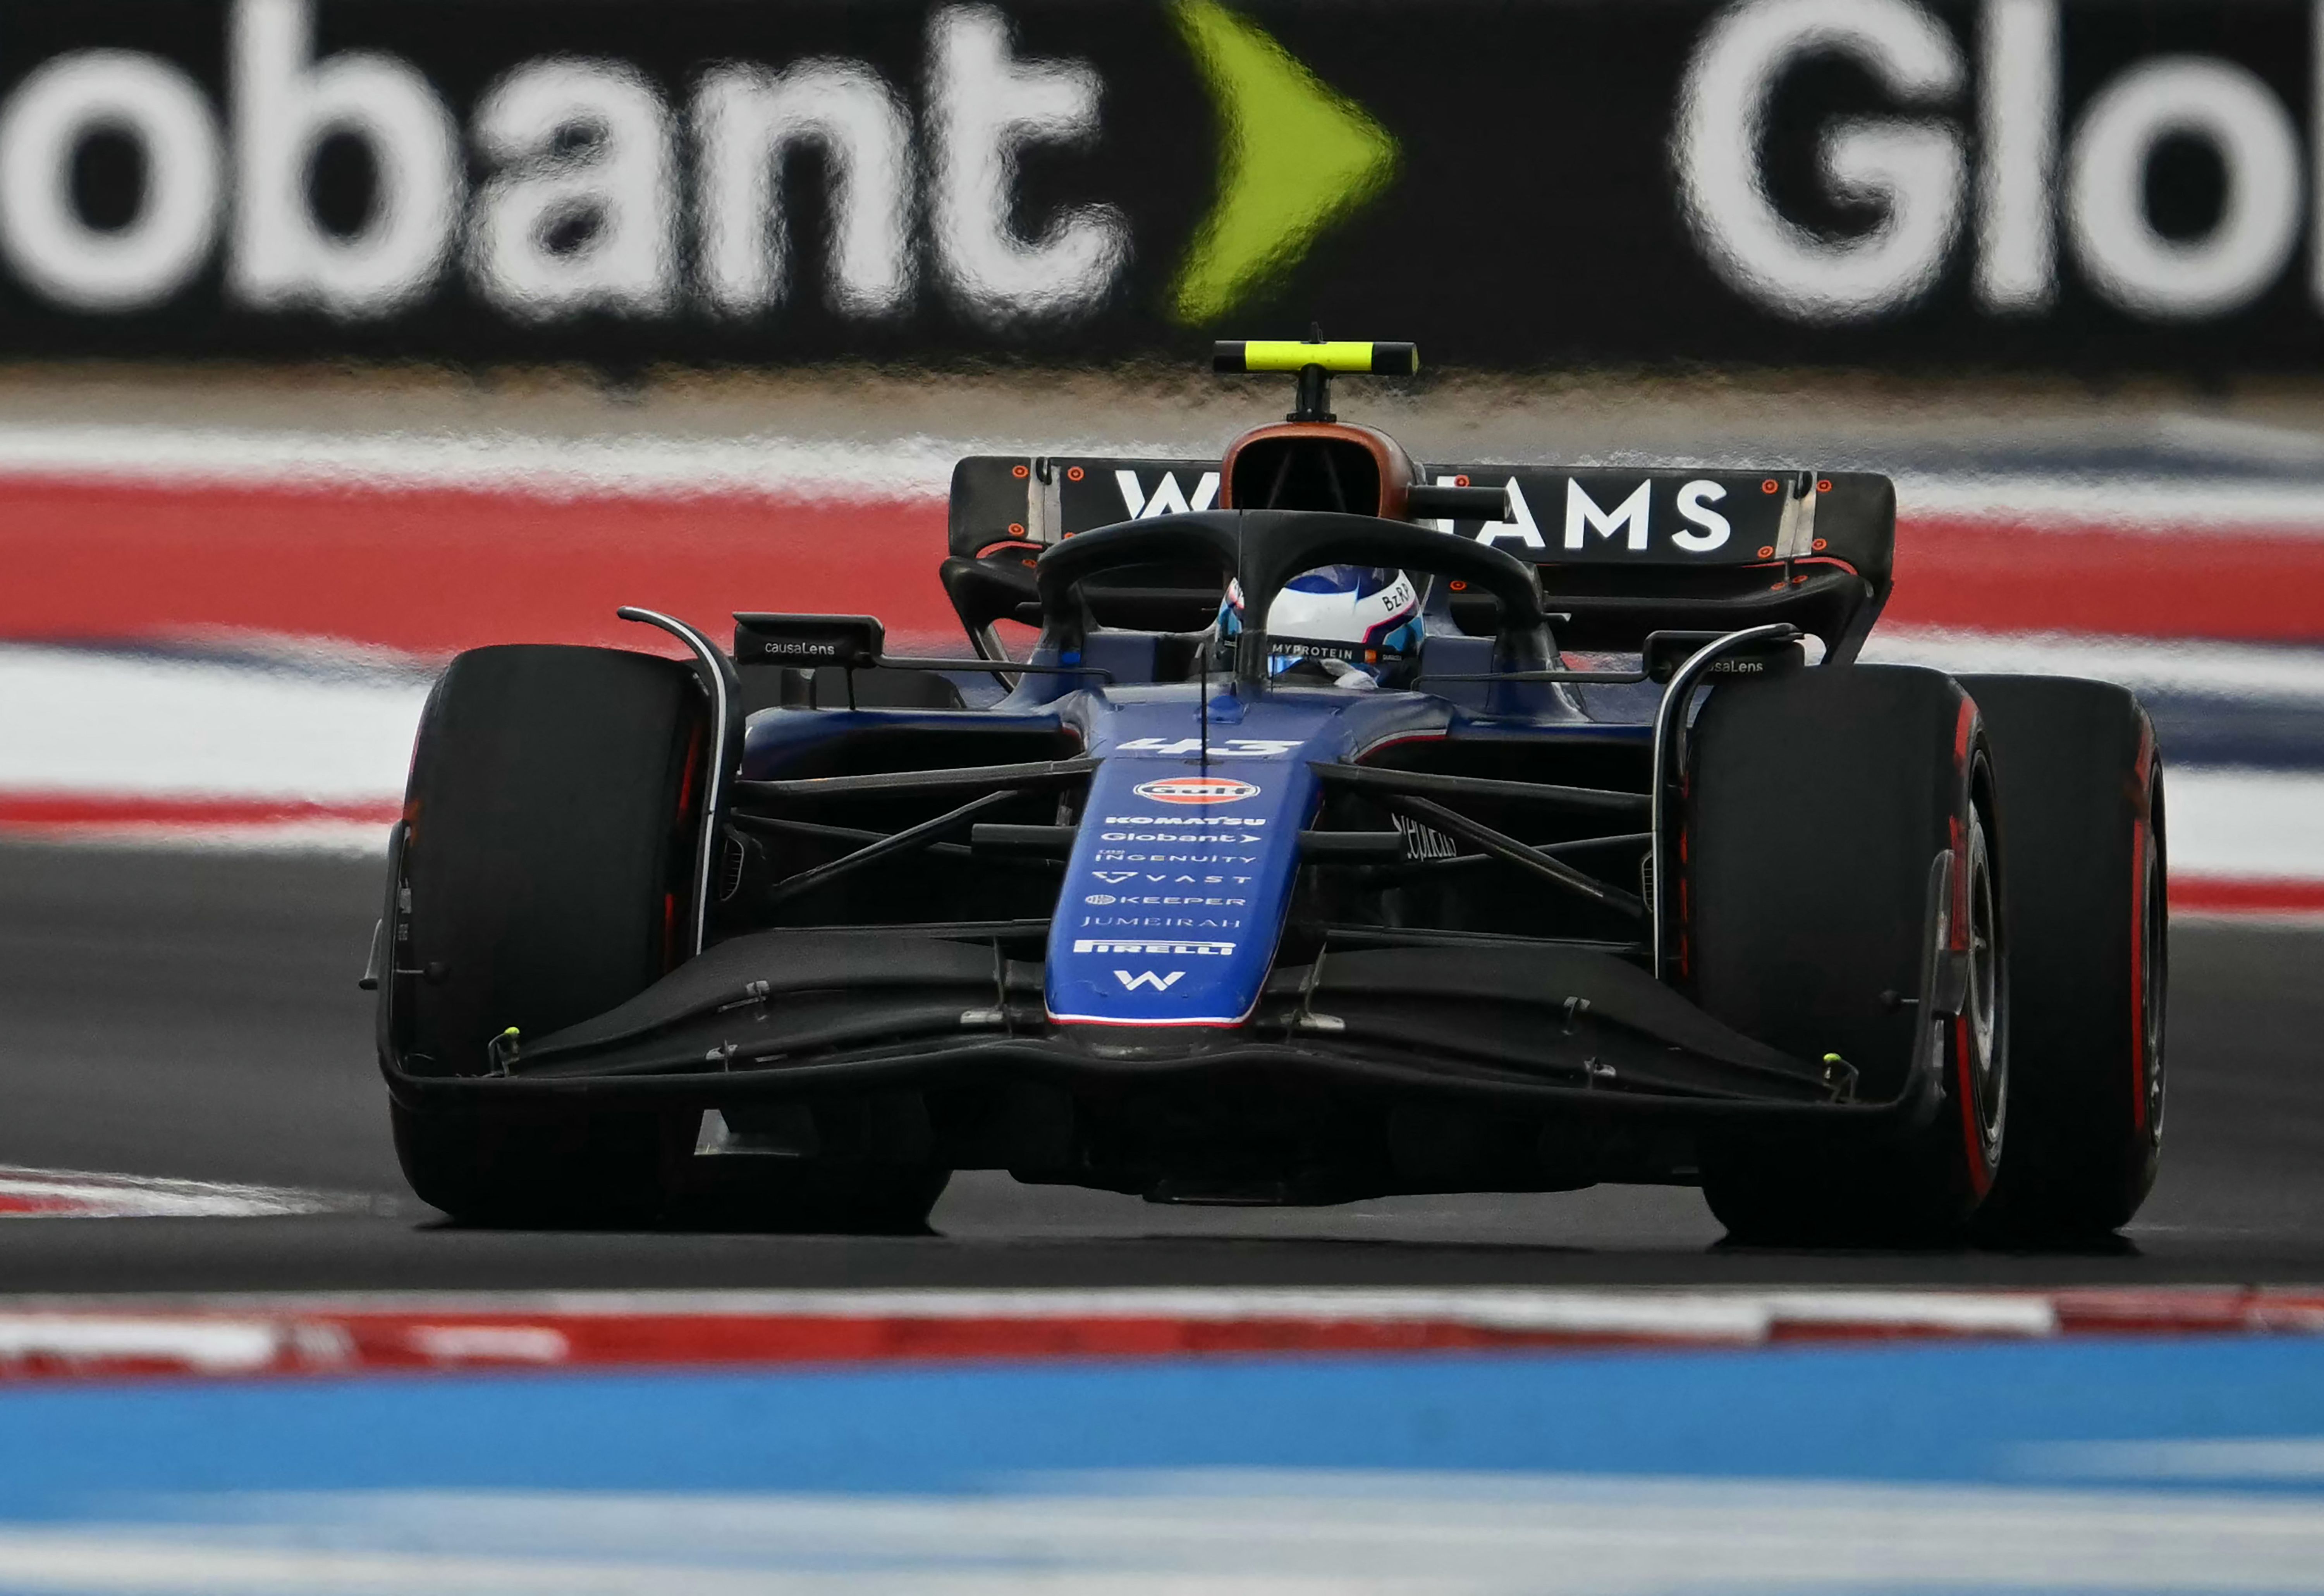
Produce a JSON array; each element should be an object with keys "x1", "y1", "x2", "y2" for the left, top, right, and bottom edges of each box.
[
  {"x1": 0, "y1": 1337, "x2": 2320, "y2": 1592},
  {"x1": 0, "y1": 1337, "x2": 2317, "y2": 1498}
]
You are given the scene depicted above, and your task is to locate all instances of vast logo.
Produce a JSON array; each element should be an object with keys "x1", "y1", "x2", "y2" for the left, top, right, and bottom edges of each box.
[
  {"x1": 1113, "y1": 969, "x2": 1184, "y2": 991},
  {"x1": 1132, "y1": 776, "x2": 1262, "y2": 805}
]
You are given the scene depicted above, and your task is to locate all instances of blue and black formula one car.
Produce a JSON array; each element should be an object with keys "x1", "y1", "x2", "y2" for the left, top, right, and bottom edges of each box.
[{"x1": 371, "y1": 342, "x2": 2167, "y2": 1244}]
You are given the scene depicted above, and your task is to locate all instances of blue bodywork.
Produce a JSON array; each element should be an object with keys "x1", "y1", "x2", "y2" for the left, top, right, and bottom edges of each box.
[
  {"x1": 741, "y1": 662, "x2": 1643, "y2": 1029},
  {"x1": 1049, "y1": 688, "x2": 1421, "y2": 1026}
]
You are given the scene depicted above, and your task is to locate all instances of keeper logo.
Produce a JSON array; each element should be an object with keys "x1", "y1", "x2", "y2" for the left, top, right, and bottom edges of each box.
[{"x1": 1132, "y1": 776, "x2": 1261, "y2": 805}]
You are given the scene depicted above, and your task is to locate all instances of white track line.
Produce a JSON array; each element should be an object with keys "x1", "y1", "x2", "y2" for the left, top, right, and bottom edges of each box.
[
  {"x1": 1869, "y1": 626, "x2": 2324, "y2": 703},
  {"x1": 0, "y1": 1286, "x2": 2064, "y2": 1338},
  {"x1": 0, "y1": 1287, "x2": 2303, "y2": 1386},
  {"x1": 6, "y1": 638, "x2": 2322, "y2": 879},
  {"x1": 2023, "y1": 1438, "x2": 2324, "y2": 1481},
  {"x1": 1897, "y1": 471, "x2": 2324, "y2": 533},
  {"x1": 0, "y1": 1166, "x2": 366, "y2": 1219},
  {"x1": 0, "y1": 645, "x2": 426, "y2": 801},
  {"x1": 0, "y1": 820, "x2": 395, "y2": 855},
  {"x1": 2, "y1": 418, "x2": 2324, "y2": 533},
  {"x1": 0, "y1": 1317, "x2": 282, "y2": 1371},
  {"x1": 0, "y1": 421, "x2": 983, "y2": 502},
  {"x1": 4, "y1": 1473, "x2": 2324, "y2": 1593},
  {"x1": 2149, "y1": 767, "x2": 2324, "y2": 881}
]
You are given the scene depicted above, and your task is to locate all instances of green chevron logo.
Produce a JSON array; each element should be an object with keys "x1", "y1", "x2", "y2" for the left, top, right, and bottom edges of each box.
[{"x1": 1169, "y1": 0, "x2": 1399, "y2": 324}]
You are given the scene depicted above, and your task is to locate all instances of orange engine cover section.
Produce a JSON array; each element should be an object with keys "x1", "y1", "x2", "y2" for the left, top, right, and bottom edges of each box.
[{"x1": 1219, "y1": 423, "x2": 1419, "y2": 520}]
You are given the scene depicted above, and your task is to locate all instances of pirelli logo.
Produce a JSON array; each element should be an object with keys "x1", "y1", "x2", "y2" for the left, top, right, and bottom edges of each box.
[{"x1": 1071, "y1": 939, "x2": 1236, "y2": 956}]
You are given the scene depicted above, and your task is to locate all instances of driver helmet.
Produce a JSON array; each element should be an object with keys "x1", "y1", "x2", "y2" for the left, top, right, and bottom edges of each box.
[{"x1": 1216, "y1": 564, "x2": 1423, "y2": 688}]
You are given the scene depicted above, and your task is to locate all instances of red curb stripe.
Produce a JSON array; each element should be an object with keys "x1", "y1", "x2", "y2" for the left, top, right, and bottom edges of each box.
[
  {"x1": 1889, "y1": 516, "x2": 2324, "y2": 644},
  {"x1": 0, "y1": 1291, "x2": 2318, "y2": 1384},
  {"x1": 0, "y1": 479, "x2": 959, "y2": 657},
  {"x1": 2, "y1": 480, "x2": 2323, "y2": 657},
  {"x1": 0, "y1": 795, "x2": 402, "y2": 829},
  {"x1": 0, "y1": 1196, "x2": 88, "y2": 1216},
  {"x1": 2171, "y1": 877, "x2": 2324, "y2": 915}
]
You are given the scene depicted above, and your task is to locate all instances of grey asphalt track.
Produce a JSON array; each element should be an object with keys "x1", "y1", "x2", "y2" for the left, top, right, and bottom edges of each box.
[{"x1": 0, "y1": 838, "x2": 2316, "y2": 1292}]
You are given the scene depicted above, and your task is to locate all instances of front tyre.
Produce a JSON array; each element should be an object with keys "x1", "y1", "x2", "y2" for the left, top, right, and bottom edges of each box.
[
  {"x1": 384, "y1": 644, "x2": 955, "y2": 1233},
  {"x1": 1688, "y1": 666, "x2": 2008, "y2": 1245},
  {"x1": 390, "y1": 643, "x2": 704, "y2": 1223},
  {"x1": 392, "y1": 1101, "x2": 678, "y2": 1226}
]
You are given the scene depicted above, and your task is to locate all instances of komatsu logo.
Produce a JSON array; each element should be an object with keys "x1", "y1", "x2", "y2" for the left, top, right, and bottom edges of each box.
[{"x1": 1102, "y1": 814, "x2": 1267, "y2": 826}]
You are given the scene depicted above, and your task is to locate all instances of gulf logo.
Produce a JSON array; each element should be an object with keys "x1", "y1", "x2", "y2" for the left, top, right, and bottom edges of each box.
[{"x1": 1132, "y1": 776, "x2": 1262, "y2": 805}]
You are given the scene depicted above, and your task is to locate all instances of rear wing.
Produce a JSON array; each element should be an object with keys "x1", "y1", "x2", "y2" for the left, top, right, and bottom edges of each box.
[{"x1": 947, "y1": 459, "x2": 1896, "y2": 657}]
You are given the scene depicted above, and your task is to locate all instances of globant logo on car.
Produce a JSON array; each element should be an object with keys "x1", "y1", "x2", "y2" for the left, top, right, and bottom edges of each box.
[{"x1": 1131, "y1": 776, "x2": 1262, "y2": 806}]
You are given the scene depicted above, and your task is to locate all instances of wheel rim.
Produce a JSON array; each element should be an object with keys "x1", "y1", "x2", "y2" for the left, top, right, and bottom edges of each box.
[{"x1": 1963, "y1": 789, "x2": 2008, "y2": 1168}]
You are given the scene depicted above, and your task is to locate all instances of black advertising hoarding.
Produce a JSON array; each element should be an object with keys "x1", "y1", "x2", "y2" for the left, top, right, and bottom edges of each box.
[{"x1": 0, "y1": 0, "x2": 2317, "y2": 369}]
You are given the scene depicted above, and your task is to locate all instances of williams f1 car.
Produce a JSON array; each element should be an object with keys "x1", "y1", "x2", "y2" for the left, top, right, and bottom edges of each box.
[{"x1": 370, "y1": 341, "x2": 2166, "y2": 1243}]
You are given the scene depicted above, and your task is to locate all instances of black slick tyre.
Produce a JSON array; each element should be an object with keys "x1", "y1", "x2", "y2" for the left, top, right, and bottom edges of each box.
[
  {"x1": 392, "y1": 643, "x2": 704, "y2": 1223},
  {"x1": 1688, "y1": 665, "x2": 2008, "y2": 1246},
  {"x1": 1961, "y1": 675, "x2": 2166, "y2": 1244},
  {"x1": 390, "y1": 1101, "x2": 677, "y2": 1226},
  {"x1": 384, "y1": 644, "x2": 953, "y2": 1232}
]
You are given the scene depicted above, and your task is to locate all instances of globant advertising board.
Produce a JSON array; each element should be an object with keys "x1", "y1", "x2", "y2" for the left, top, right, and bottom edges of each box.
[{"x1": 0, "y1": 0, "x2": 2314, "y2": 369}]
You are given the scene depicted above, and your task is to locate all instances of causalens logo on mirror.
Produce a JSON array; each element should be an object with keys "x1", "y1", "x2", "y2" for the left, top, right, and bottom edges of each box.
[{"x1": 1132, "y1": 776, "x2": 1262, "y2": 805}]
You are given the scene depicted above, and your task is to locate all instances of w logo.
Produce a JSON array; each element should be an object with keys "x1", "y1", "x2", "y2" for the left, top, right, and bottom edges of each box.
[
  {"x1": 1116, "y1": 470, "x2": 1219, "y2": 519},
  {"x1": 1114, "y1": 970, "x2": 1184, "y2": 992}
]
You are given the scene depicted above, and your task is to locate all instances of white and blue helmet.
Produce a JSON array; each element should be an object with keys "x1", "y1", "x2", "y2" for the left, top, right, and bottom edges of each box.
[{"x1": 1218, "y1": 565, "x2": 1423, "y2": 687}]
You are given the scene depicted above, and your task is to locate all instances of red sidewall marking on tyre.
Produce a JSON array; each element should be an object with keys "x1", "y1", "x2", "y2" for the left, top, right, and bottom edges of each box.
[
  {"x1": 1949, "y1": 700, "x2": 1992, "y2": 1196},
  {"x1": 2129, "y1": 729, "x2": 2157, "y2": 1134},
  {"x1": 1956, "y1": 1015, "x2": 1991, "y2": 1197}
]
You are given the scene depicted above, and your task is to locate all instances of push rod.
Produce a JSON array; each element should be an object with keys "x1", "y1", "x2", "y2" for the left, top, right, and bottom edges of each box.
[
  {"x1": 735, "y1": 756, "x2": 1097, "y2": 804},
  {"x1": 1378, "y1": 793, "x2": 1647, "y2": 920},
  {"x1": 1310, "y1": 761, "x2": 1650, "y2": 818},
  {"x1": 765, "y1": 790, "x2": 1019, "y2": 907}
]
